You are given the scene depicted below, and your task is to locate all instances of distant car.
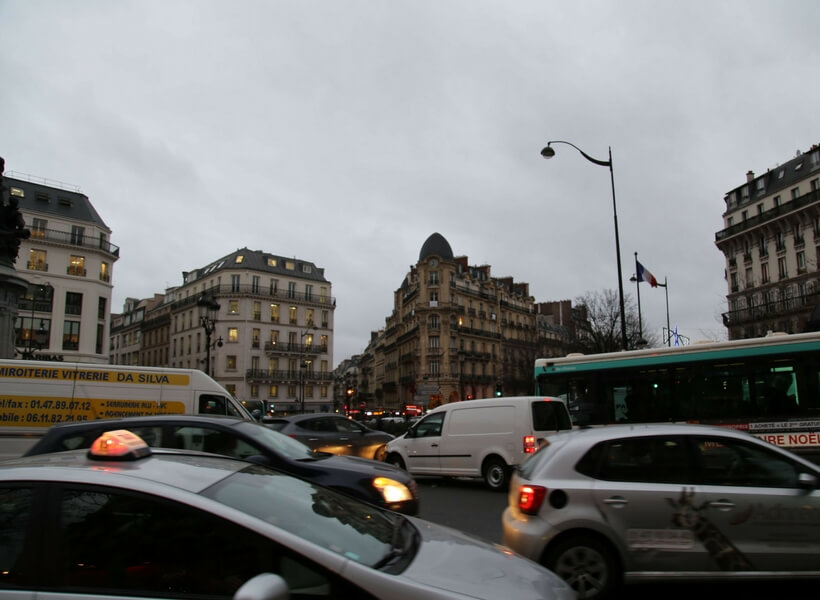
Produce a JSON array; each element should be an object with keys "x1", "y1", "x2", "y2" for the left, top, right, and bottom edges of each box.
[
  {"x1": 267, "y1": 413, "x2": 394, "y2": 460},
  {"x1": 1, "y1": 430, "x2": 575, "y2": 600},
  {"x1": 24, "y1": 414, "x2": 419, "y2": 515},
  {"x1": 501, "y1": 423, "x2": 820, "y2": 599}
]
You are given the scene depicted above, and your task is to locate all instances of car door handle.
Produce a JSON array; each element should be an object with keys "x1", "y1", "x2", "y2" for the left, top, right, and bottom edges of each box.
[
  {"x1": 307, "y1": 437, "x2": 319, "y2": 442},
  {"x1": 708, "y1": 499, "x2": 736, "y2": 510},
  {"x1": 339, "y1": 437, "x2": 350, "y2": 442},
  {"x1": 603, "y1": 496, "x2": 628, "y2": 507},
  {"x1": 431, "y1": 443, "x2": 439, "y2": 447}
]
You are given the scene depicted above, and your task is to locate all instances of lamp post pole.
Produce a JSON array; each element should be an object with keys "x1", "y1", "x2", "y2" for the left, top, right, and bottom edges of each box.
[
  {"x1": 658, "y1": 277, "x2": 671, "y2": 346},
  {"x1": 541, "y1": 141, "x2": 628, "y2": 351},
  {"x1": 197, "y1": 295, "x2": 221, "y2": 377}
]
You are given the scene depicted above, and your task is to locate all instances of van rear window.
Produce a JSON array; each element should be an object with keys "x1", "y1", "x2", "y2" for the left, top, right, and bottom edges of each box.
[{"x1": 531, "y1": 400, "x2": 572, "y2": 432}]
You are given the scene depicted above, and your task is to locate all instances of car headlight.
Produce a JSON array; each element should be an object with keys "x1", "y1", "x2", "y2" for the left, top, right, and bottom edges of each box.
[{"x1": 372, "y1": 477, "x2": 414, "y2": 503}]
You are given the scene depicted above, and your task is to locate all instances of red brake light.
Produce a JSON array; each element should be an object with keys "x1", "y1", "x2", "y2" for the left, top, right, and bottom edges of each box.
[
  {"x1": 523, "y1": 435, "x2": 536, "y2": 454},
  {"x1": 518, "y1": 485, "x2": 547, "y2": 515}
]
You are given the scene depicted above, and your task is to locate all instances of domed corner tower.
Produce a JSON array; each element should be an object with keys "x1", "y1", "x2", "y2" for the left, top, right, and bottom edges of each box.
[{"x1": 418, "y1": 232, "x2": 454, "y2": 263}]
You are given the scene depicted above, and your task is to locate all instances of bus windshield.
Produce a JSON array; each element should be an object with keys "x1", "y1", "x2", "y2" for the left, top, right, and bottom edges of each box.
[{"x1": 534, "y1": 332, "x2": 820, "y2": 462}]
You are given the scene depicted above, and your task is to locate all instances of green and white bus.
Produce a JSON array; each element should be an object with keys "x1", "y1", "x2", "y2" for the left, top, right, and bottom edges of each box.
[{"x1": 534, "y1": 331, "x2": 820, "y2": 462}]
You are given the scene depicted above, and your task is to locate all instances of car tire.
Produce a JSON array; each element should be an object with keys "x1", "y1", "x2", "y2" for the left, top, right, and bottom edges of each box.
[
  {"x1": 385, "y1": 453, "x2": 406, "y2": 470},
  {"x1": 482, "y1": 457, "x2": 509, "y2": 491},
  {"x1": 544, "y1": 533, "x2": 619, "y2": 600}
]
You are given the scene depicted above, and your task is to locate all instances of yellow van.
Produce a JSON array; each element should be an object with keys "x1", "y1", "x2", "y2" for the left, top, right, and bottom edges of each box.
[{"x1": 0, "y1": 359, "x2": 252, "y2": 459}]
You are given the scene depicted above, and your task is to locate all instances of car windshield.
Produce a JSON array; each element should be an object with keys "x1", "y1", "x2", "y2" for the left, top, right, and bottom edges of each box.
[
  {"x1": 236, "y1": 422, "x2": 317, "y2": 460},
  {"x1": 202, "y1": 464, "x2": 414, "y2": 568}
]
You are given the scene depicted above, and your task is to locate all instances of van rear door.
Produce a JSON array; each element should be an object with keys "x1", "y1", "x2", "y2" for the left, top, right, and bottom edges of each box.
[{"x1": 530, "y1": 398, "x2": 572, "y2": 447}]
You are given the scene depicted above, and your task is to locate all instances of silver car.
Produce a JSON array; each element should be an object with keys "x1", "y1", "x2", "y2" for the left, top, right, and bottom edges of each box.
[
  {"x1": 502, "y1": 423, "x2": 820, "y2": 599},
  {"x1": 0, "y1": 429, "x2": 574, "y2": 600}
]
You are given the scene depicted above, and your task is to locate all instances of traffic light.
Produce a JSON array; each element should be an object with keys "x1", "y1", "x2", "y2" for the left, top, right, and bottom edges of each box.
[{"x1": 495, "y1": 382, "x2": 503, "y2": 397}]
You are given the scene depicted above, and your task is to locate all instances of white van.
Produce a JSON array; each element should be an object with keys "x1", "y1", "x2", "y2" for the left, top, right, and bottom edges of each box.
[
  {"x1": 0, "y1": 359, "x2": 252, "y2": 459},
  {"x1": 383, "y1": 396, "x2": 572, "y2": 490}
]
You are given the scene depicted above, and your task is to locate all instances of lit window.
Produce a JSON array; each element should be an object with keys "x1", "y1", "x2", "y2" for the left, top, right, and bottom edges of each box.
[
  {"x1": 267, "y1": 257, "x2": 277, "y2": 267},
  {"x1": 228, "y1": 328, "x2": 238, "y2": 343},
  {"x1": 235, "y1": 255, "x2": 244, "y2": 263},
  {"x1": 68, "y1": 255, "x2": 85, "y2": 277},
  {"x1": 10, "y1": 187, "x2": 24, "y2": 197},
  {"x1": 28, "y1": 249, "x2": 47, "y2": 271},
  {"x1": 285, "y1": 261, "x2": 295, "y2": 270}
]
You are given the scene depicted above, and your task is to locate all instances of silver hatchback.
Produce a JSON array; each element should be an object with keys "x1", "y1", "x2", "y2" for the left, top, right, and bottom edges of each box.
[{"x1": 502, "y1": 423, "x2": 820, "y2": 599}]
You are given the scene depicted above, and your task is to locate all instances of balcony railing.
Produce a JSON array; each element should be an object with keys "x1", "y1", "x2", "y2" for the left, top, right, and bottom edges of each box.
[
  {"x1": 172, "y1": 284, "x2": 335, "y2": 310},
  {"x1": 31, "y1": 227, "x2": 120, "y2": 257},
  {"x1": 722, "y1": 290, "x2": 819, "y2": 326},
  {"x1": 263, "y1": 342, "x2": 327, "y2": 356},
  {"x1": 716, "y1": 188, "x2": 820, "y2": 243},
  {"x1": 245, "y1": 369, "x2": 334, "y2": 382}
]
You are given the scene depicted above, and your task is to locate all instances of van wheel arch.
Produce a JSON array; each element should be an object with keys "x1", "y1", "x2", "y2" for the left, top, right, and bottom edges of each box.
[
  {"x1": 385, "y1": 453, "x2": 406, "y2": 470},
  {"x1": 481, "y1": 455, "x2": 509, "y2": 491}
]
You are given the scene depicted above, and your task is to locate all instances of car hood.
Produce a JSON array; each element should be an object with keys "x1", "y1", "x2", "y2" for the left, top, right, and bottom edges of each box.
[
  {"x1": 402, "y1": 518, "x2": 574, "y2": 600},
  {"x1": 315, "y1": 454, "x2": 413, "y2": 481}
]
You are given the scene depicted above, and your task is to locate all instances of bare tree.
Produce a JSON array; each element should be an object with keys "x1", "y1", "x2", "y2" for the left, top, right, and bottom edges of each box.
[{"x1": 571, "y1": 289, "x2": 659, "y2": 353}]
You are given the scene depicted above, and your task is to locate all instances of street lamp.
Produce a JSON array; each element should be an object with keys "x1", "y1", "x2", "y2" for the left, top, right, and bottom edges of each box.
[
  {"x1": 541, "y1": 141, "x2": 628, "y2": 350},
  {"x1": 197, "y1": 295, "x2": 222, "y2": 377}
]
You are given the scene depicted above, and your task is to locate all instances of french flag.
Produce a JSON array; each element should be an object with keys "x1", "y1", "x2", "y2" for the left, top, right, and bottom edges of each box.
[{"x1": 636, "y1": 260, "x2": 658, "y2": 287}]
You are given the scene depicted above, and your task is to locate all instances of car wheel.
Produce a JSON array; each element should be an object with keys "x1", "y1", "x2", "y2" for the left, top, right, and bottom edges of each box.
[
  {"x1": 385, "y1": 453, "x2": 405, "y2": 470},
  {"x1": 544, "y1": 534, "x2": 618, "y2": 600},
  {"x1": 482, "y1": 457, "x2": 508, "y2": 491}
]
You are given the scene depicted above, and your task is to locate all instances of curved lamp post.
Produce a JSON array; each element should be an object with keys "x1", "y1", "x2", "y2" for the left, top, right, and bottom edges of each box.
[{"x1": 541, "y1": 141, "x2": 628, "y2": 351}]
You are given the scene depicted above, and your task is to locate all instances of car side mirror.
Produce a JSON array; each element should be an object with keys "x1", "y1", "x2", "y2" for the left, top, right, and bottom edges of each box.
[
  {"x1": 233, "y1": 573, "x2": 289, "y2": 600},
  {"x1": 798, "y1": 471, "x2": 819, "y2": 490}
]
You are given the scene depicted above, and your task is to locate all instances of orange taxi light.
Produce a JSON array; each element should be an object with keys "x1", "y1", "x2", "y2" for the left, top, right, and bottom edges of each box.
[
  {"x1": 518, "y1": 485, "x2": 547, "y2": 515},
  {"x1": 88, "y1": 430, "x2": 151, "y2": 461}
]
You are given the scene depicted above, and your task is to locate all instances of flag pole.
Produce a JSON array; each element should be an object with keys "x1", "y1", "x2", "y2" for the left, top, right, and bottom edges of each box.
[{"x1": 632, "y1": 252, "x2": 644, "y2": 345}]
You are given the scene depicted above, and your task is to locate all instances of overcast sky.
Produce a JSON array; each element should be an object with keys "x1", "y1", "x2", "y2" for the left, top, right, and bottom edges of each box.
[{"x1": 3, "y1": 0, "x2": 819, "y2": 365}]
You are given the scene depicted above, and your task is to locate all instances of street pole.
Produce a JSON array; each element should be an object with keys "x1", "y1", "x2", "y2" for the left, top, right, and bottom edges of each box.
[{"x1": 541, "y1": 141, "x2": 628, "y2": 350}]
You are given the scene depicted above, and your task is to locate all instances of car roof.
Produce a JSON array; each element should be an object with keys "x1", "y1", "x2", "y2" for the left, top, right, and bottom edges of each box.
[
  {"x1": 275, "y1": 412, "x2": 347, "y2": 422},
  {"x1": 45, "y1": 414, "x2": 249, "y2": 431},
  {"x1": 552, "y1": 422, "x2": 768, "y2": 445},
  {"x1": 1, "y1": 447, "x2": 248, "y2": 494}
]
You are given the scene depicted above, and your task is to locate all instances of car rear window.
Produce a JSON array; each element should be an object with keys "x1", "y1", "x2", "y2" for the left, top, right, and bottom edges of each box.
[
  {"x1": 265, "y1": 419, "x2": 290, "y2": 431},
  {"x1": 531, "y1": 400, "x2": 572, "y2": 431}
]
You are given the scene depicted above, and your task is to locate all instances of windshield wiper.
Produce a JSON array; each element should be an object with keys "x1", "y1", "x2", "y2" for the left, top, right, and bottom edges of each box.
[{"x1": 373, "y1": 515, "x2": 409, "y2": 570}]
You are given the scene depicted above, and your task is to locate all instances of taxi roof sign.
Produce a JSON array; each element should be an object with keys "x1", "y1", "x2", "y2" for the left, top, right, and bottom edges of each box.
[{"x1": 88, "y1": 429, "x2": 152, "y2": 461}]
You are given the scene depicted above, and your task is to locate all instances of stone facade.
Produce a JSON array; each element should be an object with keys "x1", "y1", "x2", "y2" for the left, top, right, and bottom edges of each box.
[
  {"x1": 111, "y1": 248, "x2": 335, "y2": 414},
  {"x1": 716, "y1": 144, "x2": 820, "y2": 338},
  {"x1": 353, "y1": 233, "x2": 540, "y2": 414},
  {"x1": 7, "y1": 174, "x2": 118, "y2": 363}
]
